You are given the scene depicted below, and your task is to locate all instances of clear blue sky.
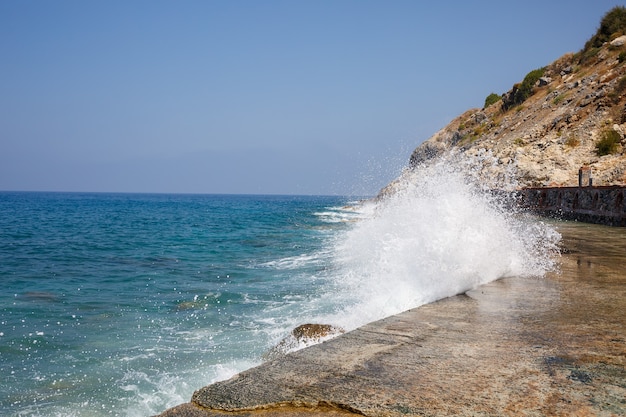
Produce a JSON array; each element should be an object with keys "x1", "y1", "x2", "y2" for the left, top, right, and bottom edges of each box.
[{"x1": 1, "y1": 1, "x2": 624, "y2": 195}]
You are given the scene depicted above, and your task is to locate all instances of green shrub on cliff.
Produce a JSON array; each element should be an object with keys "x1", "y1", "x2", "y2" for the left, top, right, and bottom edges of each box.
[
  {"x1": 484, "y1": 93, "x2": 501, "y2": 108},
  {"x1": 578, "y1": 47, "x2": 600, "y2": 66},
  {"x1": 579, "y1": 6, "x2": 626, "y2": 65},
  {"x1": 514, "y1": 67, "x2": 545, "y2": 104},
  {"x1": 584, "y1": 6, "x2": 626, "y2": 50},
  {"x1": 501, "y1": 67, "x2": 546, "y2": 111},
  {"x1": 595, "y1": 128, "x2": 622, "y2": 155}
]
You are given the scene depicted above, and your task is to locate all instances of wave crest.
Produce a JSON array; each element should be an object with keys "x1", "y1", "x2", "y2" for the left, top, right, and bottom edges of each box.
[{"x1": 329, "y1": 152, "x2": 561, "y2": 330}]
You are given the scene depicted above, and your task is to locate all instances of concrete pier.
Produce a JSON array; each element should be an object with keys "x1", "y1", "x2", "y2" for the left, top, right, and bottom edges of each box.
[
  {"x1": 519, "y1": 186, "x2": 626, "y2": 226},
  {"x1": 155, "y1": 222, "x2": 626, "y2": 417}
]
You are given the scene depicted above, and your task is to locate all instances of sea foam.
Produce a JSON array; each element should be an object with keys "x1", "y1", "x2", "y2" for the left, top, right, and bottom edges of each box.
[{"x1": 325, "y1": 152, "x2": 561, "y2": 331}]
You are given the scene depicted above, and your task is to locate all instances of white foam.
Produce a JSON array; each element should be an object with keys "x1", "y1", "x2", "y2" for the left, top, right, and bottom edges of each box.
[
  {"x1": 325, "y1": 152, "x2": 561, "y2": 331},
  {"x1": 120, "y1": 362, "x2": 256, "y2": 417},
  {"x1": 260, "y1": 253, "x2": 323, "y2": 270},
  {"x1": 313, "y1": 202, "x2": 376, "y2": 224}
]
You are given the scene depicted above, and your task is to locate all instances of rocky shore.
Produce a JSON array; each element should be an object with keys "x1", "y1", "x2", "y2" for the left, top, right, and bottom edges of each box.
[{"x1": 155, "y1": 222, "x2": 626, "y2": 417}]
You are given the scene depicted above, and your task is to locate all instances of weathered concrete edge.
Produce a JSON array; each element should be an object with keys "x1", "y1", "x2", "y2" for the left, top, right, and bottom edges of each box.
[
  {"x1": 153, "y1": 298, "x2": 456, "y2": 417},
  {"x1": 156, "y1": 401, "x2": 362, "y2": 417}
]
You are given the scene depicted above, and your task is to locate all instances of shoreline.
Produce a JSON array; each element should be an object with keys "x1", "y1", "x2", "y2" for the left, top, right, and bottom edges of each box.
[{"x1": 155, "y1": 221, "x2": 626, "y2": 416}]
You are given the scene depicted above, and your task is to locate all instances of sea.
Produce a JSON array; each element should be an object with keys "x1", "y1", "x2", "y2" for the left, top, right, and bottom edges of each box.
[{"x1": 0, "y1": 156, "x2": 562, "y2": 416}]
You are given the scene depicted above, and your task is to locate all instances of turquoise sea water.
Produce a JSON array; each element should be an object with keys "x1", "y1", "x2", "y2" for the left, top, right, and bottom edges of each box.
[
  {"x1": 0, "y1": 162, "x2": 561, "y2": 417},
  {"x1": 0, "y1": 193, "x2": 358, "y2": 416}
]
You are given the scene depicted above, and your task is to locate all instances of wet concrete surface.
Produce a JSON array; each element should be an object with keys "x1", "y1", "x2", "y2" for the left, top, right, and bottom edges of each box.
[{"x1": 155, "y1": 221, "x2": 626, "y2": 417}]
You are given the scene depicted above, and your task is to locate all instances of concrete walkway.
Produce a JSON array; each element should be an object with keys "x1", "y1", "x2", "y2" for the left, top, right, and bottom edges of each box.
[{"x1": 156, "y1": 223, "x2": 626, "y2": 417}]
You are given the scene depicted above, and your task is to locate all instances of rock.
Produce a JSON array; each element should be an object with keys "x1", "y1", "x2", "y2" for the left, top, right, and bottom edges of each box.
[
  {"x1": 472, "y1": 111, "x2": 487, "y2": 124},
  {"x1": 263, "y1": 324, "x2": 345, "y2": 360},
  {"x1": 450, "y1": 130, "x2": 463, "y2": 145},
  {"x1": 408, "y1": 134, "x2": 448, "y2": 166},
  {"x1": 291, "y1": 323, "x2": 341, "y2": 340},
  {"x1": 610, "y1": 34, "x2": 626, "y2": 47},
  {"x1": 538, "y1": 76, "x2": 552, "y2": 86}
]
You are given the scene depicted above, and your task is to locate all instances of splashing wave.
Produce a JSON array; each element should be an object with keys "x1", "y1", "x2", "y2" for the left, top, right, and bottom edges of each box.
[{"x1": 326, "y1": 152, "x2": 561, "y2": 330}]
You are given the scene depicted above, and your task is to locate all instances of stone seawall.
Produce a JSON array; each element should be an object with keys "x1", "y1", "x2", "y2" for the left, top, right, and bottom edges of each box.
[{"x1": 519, "y1": 186, "x2": 626, "y2": 226}]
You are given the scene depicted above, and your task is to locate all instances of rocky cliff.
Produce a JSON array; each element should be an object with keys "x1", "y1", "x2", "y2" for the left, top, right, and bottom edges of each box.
[{"x1": 383, "y1": 13, "x2": 626, "y2": 196}]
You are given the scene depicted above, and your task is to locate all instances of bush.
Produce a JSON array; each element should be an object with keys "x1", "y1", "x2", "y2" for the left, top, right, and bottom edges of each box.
[
  {"x1": 513, "y1": 67, "x2": 545, "y2": 104},
  {"x1": 484, "y1": 93, "x2": 501, "y2": 108},
  {"x1": 595, "y1": 128, "x2": 622, "y2": 155},
  {"x1": 578, "y1": 47, "x2": 600, "y2": 65},
  {"x1": 584, "y1": 7, "x2": 626, "y2": 50},
  {"x1": 502, "y1": 68, "x2": 546, "y2": 110}
]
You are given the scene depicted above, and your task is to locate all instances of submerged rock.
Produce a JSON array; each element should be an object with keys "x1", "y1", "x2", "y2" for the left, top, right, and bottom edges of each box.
[{"x1": 20, "y1": 291, "x2": 60, "y2": 302}]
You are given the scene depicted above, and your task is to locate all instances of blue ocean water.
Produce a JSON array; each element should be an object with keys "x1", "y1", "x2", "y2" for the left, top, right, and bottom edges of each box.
[
  {"x1": 0, "y1": 161, "x2": 561, "y2": 416},
  {"x1": 0, "y1": 193, "x2": 359, "y2": 416}
]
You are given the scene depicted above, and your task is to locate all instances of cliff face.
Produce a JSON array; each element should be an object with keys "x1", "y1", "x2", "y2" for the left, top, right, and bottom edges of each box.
[{"x1": 390, "y1": 35, "x2": 626, "y2": 194}]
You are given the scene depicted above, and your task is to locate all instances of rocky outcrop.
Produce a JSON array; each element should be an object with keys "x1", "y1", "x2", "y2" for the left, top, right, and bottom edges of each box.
[
  {"x1": 264, "y1": 324, "x2": 345, "y2": 360},
  {"x1": 402, "y1": 40, "x2": 626, "y2": 190},
  {"x1": 290, "y1": 324, "x2": 343, "y2": 341}
]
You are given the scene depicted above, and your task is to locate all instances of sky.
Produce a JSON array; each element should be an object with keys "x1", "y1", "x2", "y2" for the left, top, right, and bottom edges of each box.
[{"x1": 1, "y1": 1, "x2": 625, "y2": 196}]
